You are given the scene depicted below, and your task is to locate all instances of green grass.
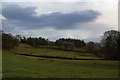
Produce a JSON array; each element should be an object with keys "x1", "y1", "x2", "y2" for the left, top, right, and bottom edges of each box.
[
  {"x1": 2, "y1": 44, "x2": 119, "y2": 78},
  {"x1": 13, "y1": 44, "x2": 99, "y2": 59}
]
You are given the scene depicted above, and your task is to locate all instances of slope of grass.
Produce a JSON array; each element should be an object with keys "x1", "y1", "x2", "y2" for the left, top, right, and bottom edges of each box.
[
  {"x1": 2, "y1": 50, "x2": 118, "y2": 78},
  {"x1": 12, "y1": 44, "x2": 99, "y2": 59}
]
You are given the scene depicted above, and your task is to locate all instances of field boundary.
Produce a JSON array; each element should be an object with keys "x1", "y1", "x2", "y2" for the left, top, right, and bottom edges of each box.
[{"x1": 13, "y1": 53, "x2": 103, "y2": 60}]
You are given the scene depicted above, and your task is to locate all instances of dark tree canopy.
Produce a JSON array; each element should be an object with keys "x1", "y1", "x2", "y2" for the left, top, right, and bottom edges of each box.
[
  {"x1": 20, "y1": 37, "x2": 49, "y2": 47},
  {"x1": 101, "y1": 30, "x2": 119, "y2": 60},
  {"x1": 2, "y1": 33, "x2": 19, "y2": 49},
  {"x1": 55, "y1": 38, "x2": 86, "y2": 50}
]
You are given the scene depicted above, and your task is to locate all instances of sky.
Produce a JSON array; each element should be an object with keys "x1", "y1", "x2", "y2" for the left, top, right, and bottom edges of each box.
[{"x1": 0, "y1": 0, "x2": 118, "y2": 42}]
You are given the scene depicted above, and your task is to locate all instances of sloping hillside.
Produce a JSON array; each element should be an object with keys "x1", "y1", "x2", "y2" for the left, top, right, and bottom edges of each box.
[
  {"x1": 12, "y1": 44, "x2": 100, "y2": 60},
  {"x1": 3, "y1": 50, "x2": 118, "y2": 78}
]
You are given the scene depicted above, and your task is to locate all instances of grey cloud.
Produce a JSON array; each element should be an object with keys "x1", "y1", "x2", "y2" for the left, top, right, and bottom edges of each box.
[{"x1": 2, "y1": 4, "x2": 101, "y2": 30}]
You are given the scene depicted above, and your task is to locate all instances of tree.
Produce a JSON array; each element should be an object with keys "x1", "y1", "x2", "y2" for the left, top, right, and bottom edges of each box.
[
  {"x1": 25, "y1": 37, "x2": 49, "y2": 47},
  {"x1": 15, "y1": 35, "x2": 22, "y2": 41},
  {"x1": 86, "y1": 42, "x2": 95, "y2": 52},
  {"x1": 0, "y1": 30, "x2": 2, "y2": 50},
  {"x1": 63, "y1": 41, "x2": 75, "y2": 50},
  {"x1": 21, "y1": 36, "x2": 27, "y2": 43},
  {"x1": 2, "y1": 33, "x2": 19, "y2": 49},
  {"x1": 55, "y1": 38, "x2": 85, "y2": 50},
  {"x1": 86, "y1": 42, "x2": 101, "y2": 57},
  {"x1": 55, "y1": 38, "x2": 76, "y2": 50},
  {"x1": 93, "y1": 43, "x2": 101, "y2": 53},
  {"x1": 55, "y1": 40, "x2": 64, "y2": 49},
  {"x1": 116, "y1": 32, "x2": 120, "y2": 60},
  {"x1": 101, "y1": 30, "x2": 119, "y2": 60}
]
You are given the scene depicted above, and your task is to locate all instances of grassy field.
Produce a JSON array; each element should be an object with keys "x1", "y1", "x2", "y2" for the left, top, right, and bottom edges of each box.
[
  {"x1": 2, "y1": 44, "x2": 119, "y2": 78},
  {"x1": 12, "y1": 44, "x2": 100, "y2": 59}
]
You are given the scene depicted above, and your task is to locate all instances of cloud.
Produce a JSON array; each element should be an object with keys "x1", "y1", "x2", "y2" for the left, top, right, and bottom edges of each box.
[
  {"x1": 2, "y1": 4, "x2": 101, "y2": 30},
  {"x1": 2, "y1": 0, "x2": 118, "y2": 2}
]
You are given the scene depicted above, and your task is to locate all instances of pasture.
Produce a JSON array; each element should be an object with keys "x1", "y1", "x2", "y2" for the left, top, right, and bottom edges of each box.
[{"x1": 2, "y1": 44, "x2": 118, "y2": 78}]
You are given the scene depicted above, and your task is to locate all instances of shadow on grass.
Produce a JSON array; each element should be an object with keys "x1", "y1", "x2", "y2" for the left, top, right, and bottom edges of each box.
[{"x1": 13, "y1": 53, "x2": 103, "y2": 60}]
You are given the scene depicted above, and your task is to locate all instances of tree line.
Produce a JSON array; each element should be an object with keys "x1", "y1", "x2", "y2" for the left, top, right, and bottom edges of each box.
[
  {"x1": 19, "y1": 36, "x2": 86, "y2": 50},
  {"x1": 2, "y1": 32, "x2": 19, "y2": 49},
  {"x1": 1, "y1": 30, "x2": 120, "y2": 60},
  {"x1": 55, "y1": 38, "x2": 86, "y2": 50},
  {"x1": 20, "y1": 37, "x2": 49, "y2": 47}
]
